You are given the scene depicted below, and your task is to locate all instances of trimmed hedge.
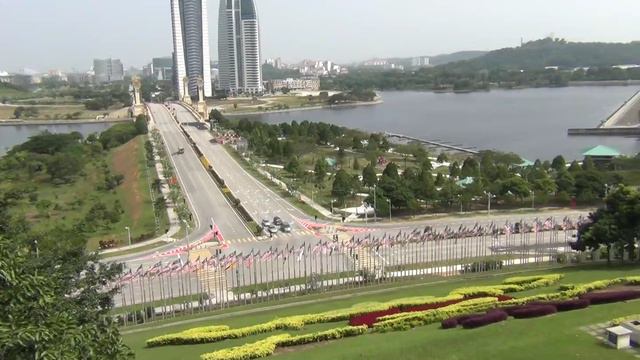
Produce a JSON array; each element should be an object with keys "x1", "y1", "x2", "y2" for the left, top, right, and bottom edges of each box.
[
  {"x1": 441, "y1": 318, "x2": 459, "y2": 329},
  {"x1": 511, "y1": 305, "x2": 557, "y2": 319},
  {"x1": 373, "y1": 297, "x2": 500, "y2": 332},
  {"x1": 580, "y1": 290, "x2": 640, "y2": 305},
  {"x1": 199, "y1": 327, "x2": 368, "y2": 360},
  {"x1": 181, "y1": 325, "x2": 230, "y2": 335},
  {"x1": 460, "y1": 310, "x2": 509, "y2": 329},
  {"x1": 529, "y1": 299, "x2": 590, "y2": 312},
  {"x1": 200, "y1": 335, "x2": 289, "y2": 360},
  {"x1": 449, "y1": 285, "x2": 523, "y2": 298},
  {"x1": 276, "y1": 326, "x2": 367, "y2": 347}
]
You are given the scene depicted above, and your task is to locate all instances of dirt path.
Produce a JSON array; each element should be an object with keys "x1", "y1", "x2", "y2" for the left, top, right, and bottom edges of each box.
[{"x1": 112, "y1": 137, "x2": 143, "y2": 226}]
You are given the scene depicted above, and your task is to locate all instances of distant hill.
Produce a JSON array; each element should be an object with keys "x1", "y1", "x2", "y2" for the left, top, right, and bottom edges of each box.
[
  {"x1": 429, "y1": 51, "x2": 488, "y2": 65},
  {"x1": 443, "y1": 38, "x2": 640, "y2": 71}
]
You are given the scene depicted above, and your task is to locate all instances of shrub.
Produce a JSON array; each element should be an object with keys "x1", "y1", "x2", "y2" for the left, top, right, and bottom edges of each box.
[
  {"x1": 441, "y1": 318, "x2": 458, "y2": 329},
  {"x1": 555, "y1": 299, "x2": 590, "y2": 312},
  {"x1": 580, "y1": 290, "x2": 640, "y2": 305},
  {"x1": 611, "y1": 314, "x2": 640, "y2": 326},
  {"x1": 511, "y1": 305, "x2": 557, "y2": 319},
  {"x1": 460, "y1": 310, "x2": 509, "y2": 329}
]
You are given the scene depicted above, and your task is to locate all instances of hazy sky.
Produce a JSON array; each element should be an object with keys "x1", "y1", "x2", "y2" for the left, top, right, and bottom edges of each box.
[{"x1": 1, "y1": 0, "x2": 639, "y2": 72}]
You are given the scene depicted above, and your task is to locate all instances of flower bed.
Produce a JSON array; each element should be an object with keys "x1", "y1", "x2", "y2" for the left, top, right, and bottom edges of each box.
[{"x1": 460, "y1": 310, "x2": 509, "y2": 329}]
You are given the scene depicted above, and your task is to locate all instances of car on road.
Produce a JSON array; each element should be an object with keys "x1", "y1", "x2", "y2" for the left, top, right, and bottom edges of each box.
[
  {"x1": 177, "y1": 147, "x2": 185, "y2": 155},
  {"x1": 268, "y1": 225, "x2": 279, "y2": 235},
  {"x1": 261, "y1": 219, "x2": 271, "y2": 228},
  {"x1": 280, "y1": 222, "x2": 292, "y2": 233},
  {"x1": 273, "y1": 216, "x2": 283, "y2": 226}
]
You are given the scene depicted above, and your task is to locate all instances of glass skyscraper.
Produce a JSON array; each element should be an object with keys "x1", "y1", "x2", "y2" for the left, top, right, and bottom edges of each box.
[
  {"x1": 171, "y1": 0, "x2": 213, "y2": 98},
  {"x1": 218, "y1": 0, "x2": 263, "y2": 95}
]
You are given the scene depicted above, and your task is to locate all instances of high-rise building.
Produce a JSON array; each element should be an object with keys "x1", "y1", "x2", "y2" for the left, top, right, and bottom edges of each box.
[
  {"x1": 93, "y1": 58, "x2": 124, "y2": 83},
  {"x1": 218, "y1": 0, "x2": 263, "y2": 96},
  {"x1": 171, "y1": 0, "x2": 212, "y2": 98},
  {"x1": 152, "y1": 57, "x2": 174, "y2": 81}
]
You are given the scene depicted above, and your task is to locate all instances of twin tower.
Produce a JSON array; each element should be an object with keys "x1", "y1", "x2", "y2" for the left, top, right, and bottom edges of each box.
[{"x1": 171, "y1": 0, "x2": 263, "y2": 99}]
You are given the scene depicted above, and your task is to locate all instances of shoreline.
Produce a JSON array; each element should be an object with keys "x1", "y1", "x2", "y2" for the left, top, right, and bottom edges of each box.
[
  {"x1": 0, "y1": 118, "x2": 131, "y2": 126},
  {"x1": 223, "y1": 99, "x2": 384, "y2": 117}
]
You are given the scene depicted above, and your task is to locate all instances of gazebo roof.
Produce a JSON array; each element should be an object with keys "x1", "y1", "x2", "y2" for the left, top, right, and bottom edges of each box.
[{"x1": 583, "y1": 145, "x2": 621, "y2": 157}]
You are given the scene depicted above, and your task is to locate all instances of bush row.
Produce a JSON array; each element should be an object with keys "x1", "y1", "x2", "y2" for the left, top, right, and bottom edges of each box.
[
  {"x1": 501, "y1": 276, "x2": 640, "y2": 308},
  {"x1": 199, "y1": 327, "x2": 368, "y2": 360},
  {"x1": 276, "y1": 325, "x2": 368, "y2": 347},
  {"x1": 580, "y1": 290, "x2": 640, "y2": 305},
  {"x1": 449, "y1": 274, "x2": 563, "y2": 299},
  {"x1": 460, "y1": 310, "x2": 509, "y2": 329},
  {"x1": 510, "y1": 305, "x2": 557, "y2": 319},
  {"x1": 181, "y1": 325, "x2": 230, "y2": 335},
  {"x1": 200, "y1": 335, "x2": 289, "y2": 360},
  {"x1": 503, "y1": 274, "x2": 564, "y2": 286},
  {"x1": 449, "y1": 285, "x2": 523, "y2": 298},
  {"x1": 146, "y1": 321, "x2": 303, "y2": 347}
]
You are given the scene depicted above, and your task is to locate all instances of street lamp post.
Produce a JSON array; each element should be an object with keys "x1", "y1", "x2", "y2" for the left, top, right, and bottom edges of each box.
[
  {"x1": 125, "y1": 226, "x2": 131, "y2": 246},
  {"x1": 373, "y1": 184, "x2": 377, "y2": 222},
  {"x1": 34, "y1": 239, "x2": 39, "y2": 259},
  {"x1": 531, "y1": 190, "x2": 535, "y2": 209},
  {"x1": 387, "y1": 198, "x2": 392, "y2": 222},
  {"x1": 182, "y1": 219, "x2": 190, "y2": 260},
  {"x1": 486, "y1": 192, "x2": 492, "y2": 215},
  {"x1": 331, "y1": 199, "x2": 335, "y2": 214}
]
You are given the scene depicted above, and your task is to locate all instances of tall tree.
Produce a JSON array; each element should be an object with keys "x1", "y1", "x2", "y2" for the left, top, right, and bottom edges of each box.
[
  {"x1": 332, "y1": 169, "x2": 353, "y2": 202},
  {"x1": 362, "y1": 163, "x2": 377, "y2": 188},
  {"x1": 0, "y1": 232, "x2": 131, "y2": 359},
  {"x1": 551, "y1": 155, "x2": 566, "y2": 171}
]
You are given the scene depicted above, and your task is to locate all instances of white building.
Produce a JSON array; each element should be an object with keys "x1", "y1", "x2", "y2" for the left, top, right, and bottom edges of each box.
[
  {"x1": 218, "y1": 0, "x2": 263, "y2": 96},
  {"x1": 269, "y1": 77, "x2": 320, "y2": 92},
  {"x1": 171, "y1": 0, "x2": 213, "y2": 98}
]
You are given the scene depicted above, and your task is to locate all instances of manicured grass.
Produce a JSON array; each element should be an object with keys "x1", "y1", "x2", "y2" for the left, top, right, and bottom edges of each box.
[
  {"x1": 0, "y1": 104, "x2": 107, "y2": 120},
  {"x1": 124, "y1": 265, "x2": 640, "y2": 360}
]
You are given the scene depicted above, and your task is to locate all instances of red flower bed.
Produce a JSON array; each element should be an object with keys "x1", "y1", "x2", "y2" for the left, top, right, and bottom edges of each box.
[
  {"x1": 348, "y1": 308, "x2": 402, "y2": 327},
  {"x1": 580, "y1": 290, "x2": 640, "y2": 305},
  {"x1": 511, "y1": 305, "x2": 557, "y2": 319},
  {"x1": 460, "y1": 310, "x2": 509, "y2": 329}
]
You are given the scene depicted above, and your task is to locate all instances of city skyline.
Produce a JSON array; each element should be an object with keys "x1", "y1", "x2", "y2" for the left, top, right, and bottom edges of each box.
[{"x1": 2, "y1": 0, "x2": 640, "y2": 72}]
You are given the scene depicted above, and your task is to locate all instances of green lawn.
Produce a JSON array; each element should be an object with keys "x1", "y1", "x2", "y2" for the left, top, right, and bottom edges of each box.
[
  {"x1": 124, "y1": 265, "x2": 640, "y2": 360},
  {"x1": 0, "y1": 104, "x2": 110, "y2": 120}
]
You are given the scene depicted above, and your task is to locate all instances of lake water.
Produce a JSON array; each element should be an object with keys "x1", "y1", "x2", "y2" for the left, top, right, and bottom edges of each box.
[
  {"x1": 0, "y1": 122, "x2": 116, "y2": 155},
  {"x1": 250, "y1": 87, "x2": 640, "y2": 160}
]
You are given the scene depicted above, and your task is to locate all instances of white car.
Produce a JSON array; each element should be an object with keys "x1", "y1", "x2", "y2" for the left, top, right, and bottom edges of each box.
[{"x1": 261, "y1": 219, "x2": 271, "y2": 228}]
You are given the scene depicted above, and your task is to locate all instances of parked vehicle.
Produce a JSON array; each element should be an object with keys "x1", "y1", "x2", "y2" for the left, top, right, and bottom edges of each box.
[
  {"x1": 261, "y1": 219, "x2": 271, "y2": 228},
  {"x1": 268, "y1": 225, "x2": 279, "y2": 234},
  {"x1": 273, "y1": 216, "x2": 283, "y2": 226},
  {"x1": 280, "y1": 222, "x2": 292, "y2": 233}
]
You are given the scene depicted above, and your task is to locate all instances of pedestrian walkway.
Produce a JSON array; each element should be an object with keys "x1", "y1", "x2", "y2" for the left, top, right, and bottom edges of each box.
[{"x1": 203, "y1": 230, "x2": 317, "y2": 247}]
